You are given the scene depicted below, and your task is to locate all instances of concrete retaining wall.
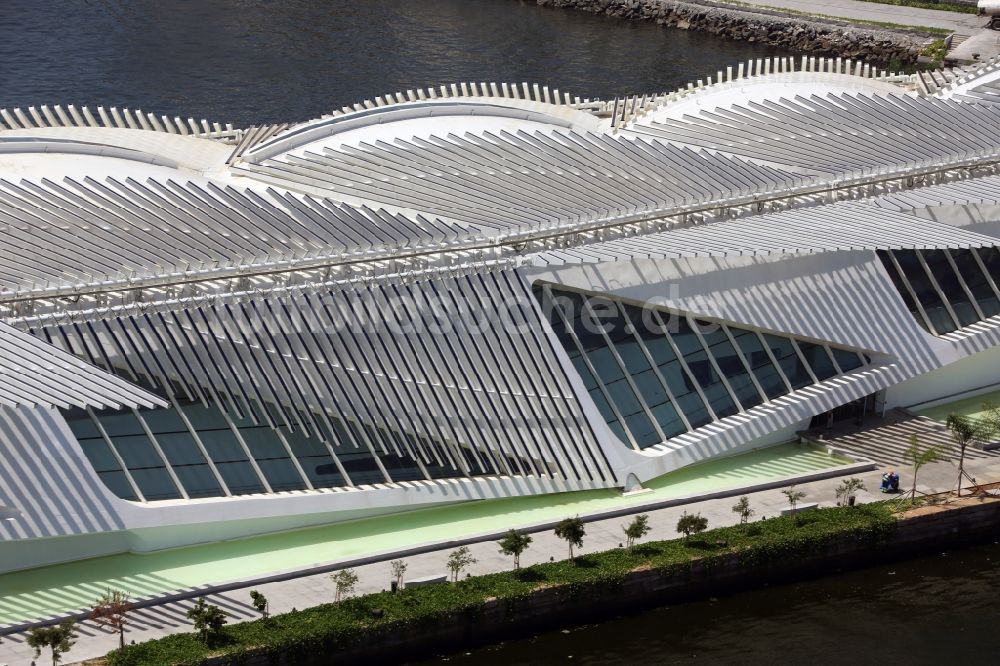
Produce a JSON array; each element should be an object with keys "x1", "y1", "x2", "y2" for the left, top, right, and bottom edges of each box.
[
  {"x1": 206, "y1": 499, "x2": 1000, "y2": 665},
  {"x1": 535, "y1": 0, "x2": 929, "y2": 64}
]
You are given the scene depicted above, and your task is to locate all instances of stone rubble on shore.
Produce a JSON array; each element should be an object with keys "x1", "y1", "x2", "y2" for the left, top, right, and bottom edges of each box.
[{"x1": 536, "y1": 0, "x2": 928, "y2": 64}]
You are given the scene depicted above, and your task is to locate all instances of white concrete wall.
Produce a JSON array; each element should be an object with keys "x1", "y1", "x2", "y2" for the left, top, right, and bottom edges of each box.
[{"x1": 885, "y1": 344, "x2": 1000, "y2": 409}]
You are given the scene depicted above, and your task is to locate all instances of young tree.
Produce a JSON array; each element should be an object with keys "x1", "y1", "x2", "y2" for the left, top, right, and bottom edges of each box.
[
  {"x1": 390, "y1": 559, "x2": 408, "y2": 592},
  {"x1": 498, "y1": 529, "x2": 533, "y2": 569},
  {"x1": 782, "y1": 485, "x2": 807, "y2": 519},
  {"x1": 623, "y1": 514, "x2": 651, "y2": 550},
  {"x1": 186, "y1": 598, "x2": 227, "y2": 644},
  {"x1": 945, "y1": 412, "x2": 994, "y2": 497},
  {"x1": 446, "y1": 546, "x2": 478, "y2": 581},
  {"x1": 249, "y1": 590, "x2": 269, "y2": 620},
  {"x1": 903, "y1": 434, "x2": 942, "y2": 500},
  {"x1": 554, "y1": 516, "x2": 586, "y2": 559},
  {"x1": 676, "y1": 512, "x2": 708, "y2": 542},
  {"x1": 90, "y1": 588, "x2": 132, "y2": 649},
  {"x1": 26, "y1": 620, "x2": 76, "y2": 666},
  {"x1": 835, "y1": 478, "x2": 867, "y2": 506},
  {"x1": 731, "y1": 496, "x2": 754, "y2": 526},
  {"x1": 331, "y1": 569, "x2": 359, "y2": 602}
]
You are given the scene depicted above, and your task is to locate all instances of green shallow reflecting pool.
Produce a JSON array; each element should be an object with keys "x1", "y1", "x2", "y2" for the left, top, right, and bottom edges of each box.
[{"x1": 0, "y1": 443, "x2": 850, "y2": 626}]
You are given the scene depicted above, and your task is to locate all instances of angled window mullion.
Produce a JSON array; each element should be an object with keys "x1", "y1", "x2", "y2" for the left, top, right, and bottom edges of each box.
[
  {"x1": 652, "y1": 310, "x2": 720, "y2": 421},
  {"x1": 219, "y1": 407, "x2": 275, "y2": 493},
  {"x1": 826, "y1": 345, "x2": 846, "y2": 375},
  {"x1": 687, "y1": 316, "x2": 747, "y2": 413},
  {"x1": 619, "y1": 302, "x2": 693, "y2": 432},
  {"x1": 914, "y1": 249, "x2": 962, "y2": 331},
  {"x1": 270, "y1": 426, "x2": 317, "y2": 491},
  {"x1": 582, "y1": 298, "x2": 668, "y2": 446},
  {"x1": 754, "y1": 331, "x2": 794, "y2": 393},
  {"x1": 972, "y1": 247, "x2": 1000, "y2": 301},
  {"x1": 552, "y1": 294, "x2": 642, "y2": 450},
  {"x1": 345, "y1": 418, "x2": 394, "y2": 484},
  {"x1": 168, "y1": 395, "x2": 233, "y2": 497},
  {"x1": 314, "y1": 420, "x2": 355, "y2": 487},
  {"x1": 131, "y1": 408, "x2": 189, "y2": 500},
  {"x1": 87, "y1": 406, "x2": 146, "y2": 502},
  {"x1": 884, "y1": 250, "x2": 938, "y2": 334},
  {"x1": 940, "y1": 249, "x2": 986, "y2": 320},
  {"x1": 790, "y1": 339, "x2": 819, "y2": 384},
  {"x1": 721, "y1": 325, "x2": 769, "y2": 400}
]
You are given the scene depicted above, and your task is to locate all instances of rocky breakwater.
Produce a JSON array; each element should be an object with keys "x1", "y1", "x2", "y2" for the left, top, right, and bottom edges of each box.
[{"x1": 536, "y1": 0, "x2": 928, "y2": 65}]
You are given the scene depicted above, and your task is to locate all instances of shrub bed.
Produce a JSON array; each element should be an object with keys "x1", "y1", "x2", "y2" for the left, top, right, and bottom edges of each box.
[{"x1": 107, "y1": 504, "x2": 896, "y2": 666}]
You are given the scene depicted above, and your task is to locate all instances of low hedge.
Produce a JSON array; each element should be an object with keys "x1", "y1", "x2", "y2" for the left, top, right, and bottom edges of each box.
[{"x1": 107, "y1": 503, "x2": 896, "y2": 666}]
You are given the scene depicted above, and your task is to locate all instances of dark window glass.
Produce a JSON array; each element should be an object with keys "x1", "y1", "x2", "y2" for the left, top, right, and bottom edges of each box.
[
  {"x1": 954, "y1": 249, "x2": 1000, "y2": 318},
  {"x1": 283, "y1": 429, "x2": 345, "y2": 488},
  {"x1": 877, "y1": 251, "x2": 927, "y2": 331},
  {"x1": 200, "y1": 428, "x2": 250, "y2": 463},
  {"x1": 731, "y1": 329, "x2": 787, "y2": 400},
  {"x1": 254, "y1": 458, "x2": 305, "y2": 491},
  {"x1": 183, "y1": 403, "x2": 232, "y2": 430},
  {"x1": 762, "y1": 334, "x2": 812, "y2": 390},
  {"x1": 586, "y1": 346, "x2": 625, "y2": 384},
  {"x1": 97, "y1": 470, "x2": 138, "y2": 501},
  {"x1": 650, "y1": 401, "x2": 686, "y2": 438},
  {"x1": 128, "y1": 467, "x2": 181, "y2": 501},
  {"x1": 111, "y1": 434, "x2": 164, "y2": 469},
  {"x1": 97, "y1": 411, "x2": 146, "y2": 437},
  {"x1": 796, "y1": 342, "x2": 837, "y2": 381},
  {"x1": 894, "y1": 250, "x2": 957, "y2": 334},
  {"x1": 79, "y1": 438, "x2": 120, "y2": 472},
  {"x1": 380, "y1": 452, "x2": 426, "y2": 482},
  {"x1": 607, "y1": 419, "x2": 629, "y2": 444},
  {"x1": 156, "y1": 431, "x2": 207, "y2": 466},
  {"x1": 588, "y1": 387, "x2": 617, "y2": 423},
  {"x1": 339, "y1": 450, "x2": 386, "y2": 485},
  {"x1": 215, "y1": 460, "x2": 267, "y2": 495},
  {"x1": 699, "y1": 323, "x2": 762, "y2": 411},
  {"x1": 604, "y1": 378, "x2": 644, "y2": 418},
  {"x1": 64, "y1": 407, "x2": 100, "y2": 439},
  {"x1": 623, "y1": 411, "x2": 660, "y2": 448},
  {"x1": 626, "y1": 308, "x2": 710, "y2": 428},
  {"x1": 831, "y1": 348, "x2": 864, "y2": 373},
  {"x1": 140, "y1": 407, "x2": 189, "y2": 434},
  {"x1": 172, "y1": 464, "x2": 223, "y2": 498},
  {"x1": 683, "y1": 346, "x2": 738, "y2": 418},
  {"x1": 571, "y1": 356, "x2": 599, "y2": 391},
  {"x1": 923, "y1": 249, "x2": 978, "y2": 327}
]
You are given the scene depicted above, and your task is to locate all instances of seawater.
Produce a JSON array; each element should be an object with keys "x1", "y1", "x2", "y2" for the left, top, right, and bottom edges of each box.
[
  {"x1": 0, "y1": 0, "x2": 795, "y2": 127},
  {"x1": 423, "y1": 541, "x2": 1000, "y2": 665}
]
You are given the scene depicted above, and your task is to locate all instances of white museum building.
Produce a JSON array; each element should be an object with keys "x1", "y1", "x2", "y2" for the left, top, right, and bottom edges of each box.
[{"x1": 2, "y1": 57, "x2": 1000, "y2": 572}]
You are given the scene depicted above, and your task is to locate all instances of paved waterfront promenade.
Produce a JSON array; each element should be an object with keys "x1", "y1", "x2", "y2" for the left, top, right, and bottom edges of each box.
[
  {"x1": 1, "y1": 446, "x2": 998, "y2": 666},
  {"x1": 732, "y1": 0, "x2": 984, "y2": 33}
]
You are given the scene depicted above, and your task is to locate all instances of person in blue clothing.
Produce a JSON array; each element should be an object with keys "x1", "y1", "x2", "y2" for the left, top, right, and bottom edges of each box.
[{"x1": 880, "y1": 470, "x2": 900, "y2": 493}]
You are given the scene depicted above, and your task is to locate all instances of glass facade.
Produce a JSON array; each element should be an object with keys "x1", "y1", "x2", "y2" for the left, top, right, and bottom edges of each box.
[
  {"x1": 535, "y1": 284, "x2": 871, "y2": 451},
  {"x1": 878, "y1": 247, "x2": 1000, "y2": 335},
  {"x1": 63, "y1": 398, "x2": 465, "y2": 502}
]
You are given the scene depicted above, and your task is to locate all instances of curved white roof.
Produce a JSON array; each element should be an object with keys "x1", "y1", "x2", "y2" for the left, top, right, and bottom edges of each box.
[{"x1": 1, "y1": 60, "x2": 1000, "y2": 416}]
